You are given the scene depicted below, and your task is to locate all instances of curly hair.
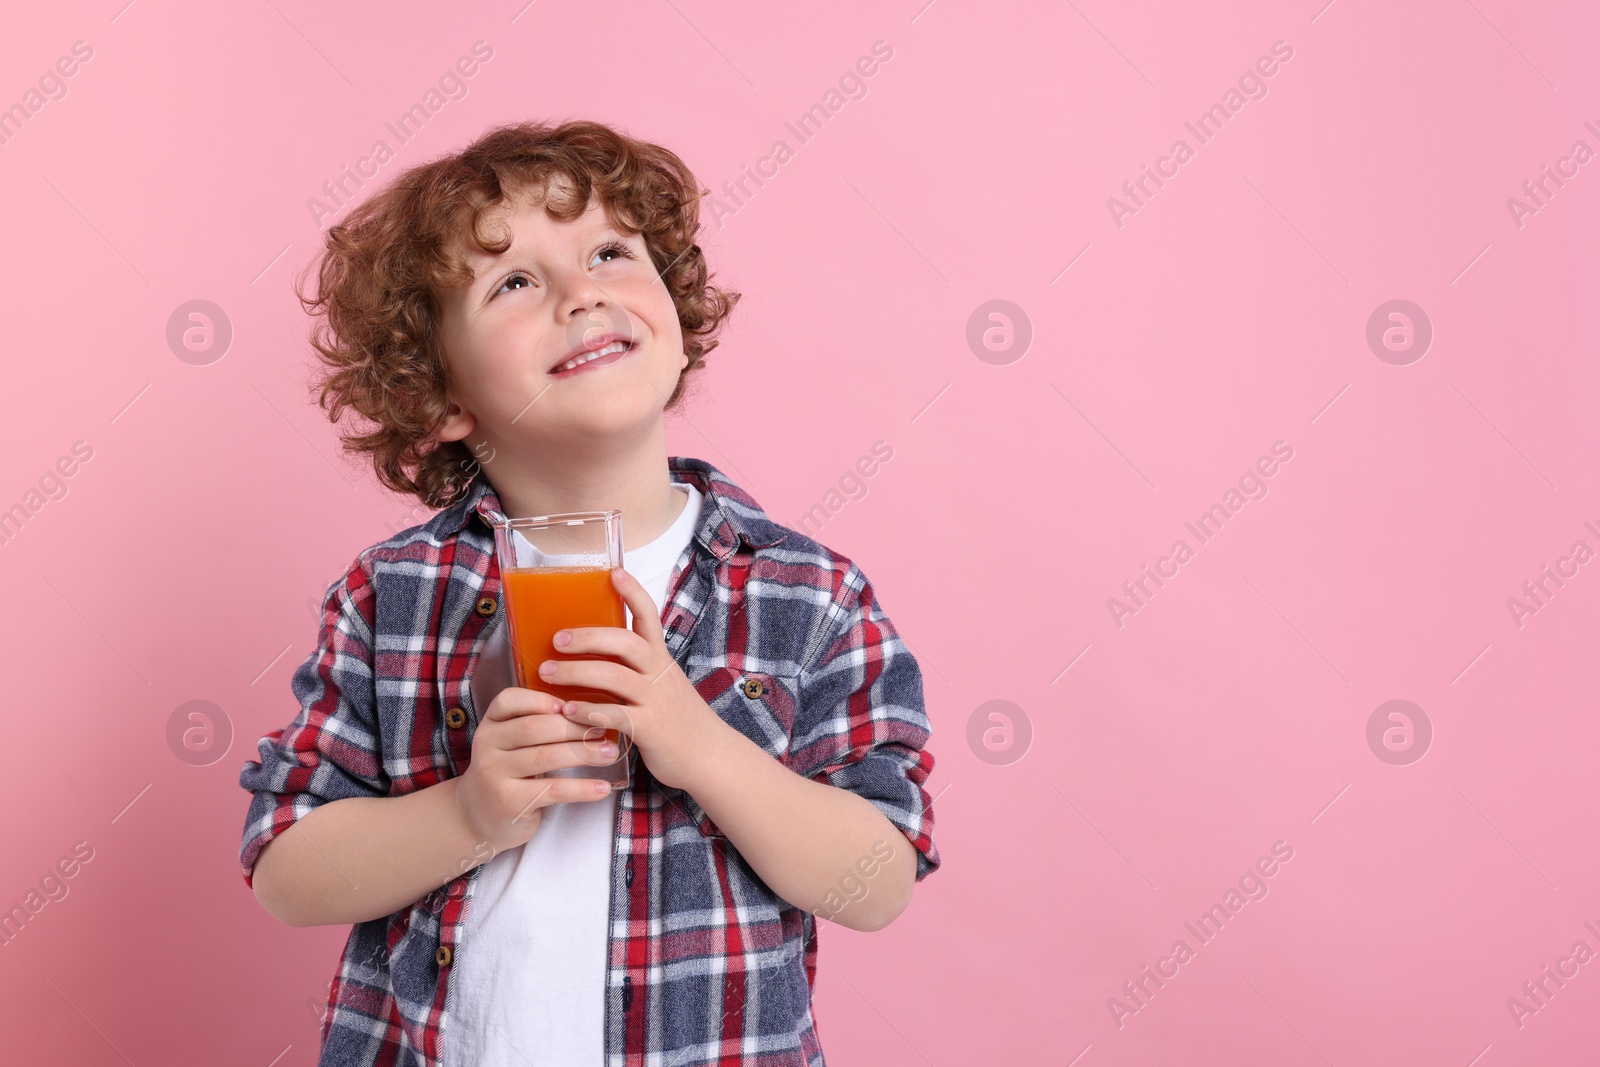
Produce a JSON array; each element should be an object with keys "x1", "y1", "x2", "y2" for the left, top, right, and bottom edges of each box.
[{"x1": 294, "y1": 118, "x2": 740, "y2": 510}]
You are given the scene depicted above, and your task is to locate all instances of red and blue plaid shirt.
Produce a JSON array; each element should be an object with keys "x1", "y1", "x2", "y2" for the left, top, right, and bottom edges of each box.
[{"x1": 238, "y1": 456, "x2": 941, "y2": 1066}]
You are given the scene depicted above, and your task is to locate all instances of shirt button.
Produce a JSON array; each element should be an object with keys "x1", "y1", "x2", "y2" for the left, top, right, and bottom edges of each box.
[
  {"x1": 624, "y1": 863, "x2": 634, "y2": 887},
  {"x1": 445, "y1": 707, "x2": 467, "y2": 729},
  {"x1": 475, "y1": 596, "x2": 497, "y2": 617},
  {"x1": 436, "y1": 945, "x2": 453, "y2": 968},
  {"x1": 742, "y1": 677, "x2": 765, "y2": 699}
]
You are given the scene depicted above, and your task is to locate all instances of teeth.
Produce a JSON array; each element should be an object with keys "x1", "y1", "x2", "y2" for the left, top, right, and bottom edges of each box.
[{"x1": 556, "y1": 341, "x2": 628, "y2": 373}]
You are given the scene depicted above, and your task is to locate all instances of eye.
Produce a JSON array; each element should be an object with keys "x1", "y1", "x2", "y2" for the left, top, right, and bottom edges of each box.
[
  {"x1": 489, "y1": 241, "x2": 636, "y2": 299},
  {"x1": 493, "y1": 272, "x2": 532, "y2": 297},
  {"x1": 593, "y1": 239, "x2": 636, "y2": 265}
]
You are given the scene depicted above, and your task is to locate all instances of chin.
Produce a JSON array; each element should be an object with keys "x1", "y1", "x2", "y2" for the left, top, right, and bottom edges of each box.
[{"x1": 559, "y1": 392, "x2": 667, "y2": 428}]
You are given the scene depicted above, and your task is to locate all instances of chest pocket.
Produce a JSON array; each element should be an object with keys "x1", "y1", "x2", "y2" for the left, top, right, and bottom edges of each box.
[{"x1": 655, "y1": 666, "x2": 799, "y2": 840}]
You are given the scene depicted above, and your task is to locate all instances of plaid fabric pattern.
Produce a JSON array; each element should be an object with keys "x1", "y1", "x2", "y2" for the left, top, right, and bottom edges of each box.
[{"x1": 238, "y1": 456, "x2": 941, "y2": 1066}]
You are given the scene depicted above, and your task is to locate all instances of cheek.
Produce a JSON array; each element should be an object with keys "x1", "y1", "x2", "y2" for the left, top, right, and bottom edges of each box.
[
  {"x1": 630, "y1": 278, "x2": 681, "y2": 338},
  {"x1": 483, "y1": 319, "x2": 550, "y2": 377},
  {"x1": 636, "y1": 291, "x2": 685, "y2": 366}
]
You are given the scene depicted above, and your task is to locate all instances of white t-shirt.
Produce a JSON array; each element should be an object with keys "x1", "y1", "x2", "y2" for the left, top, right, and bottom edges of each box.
[{"x1": 443, "y1": 482, "x2": 703, "y2": 1066}]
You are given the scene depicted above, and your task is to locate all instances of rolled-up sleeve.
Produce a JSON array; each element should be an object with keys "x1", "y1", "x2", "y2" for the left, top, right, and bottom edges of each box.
[
  {"x1": 237, "y1": 557, "x2": 389, "y2": 889},
  {"x1": 786, "y1": 564, "x2": 941, "y2": 882}
]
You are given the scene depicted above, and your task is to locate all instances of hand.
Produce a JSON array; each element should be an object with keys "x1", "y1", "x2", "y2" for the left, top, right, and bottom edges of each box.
[
  {"x1": 541, "y1": 566, "x2": 726, "y2": 792},
  {"x1": 454, "y1": 686, "x2": 620, "y2": 853}
]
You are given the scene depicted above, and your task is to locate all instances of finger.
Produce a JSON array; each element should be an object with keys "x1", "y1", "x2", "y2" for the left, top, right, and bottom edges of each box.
[
  {"x1": 500, "y1": 712, "x2": 612, "y2": 750},
  {"x1": 506, "y1": 776, "x2": 562, "y2": 825},
  {"x1": 552, "y1": 625, "x2": 651, "y2": 674},
  {"x1": 611, "y1": 567, "x2": 667, "y2": 647},
  {"x1": 509, "y1": 776, "x2": 614, "y2": 823},
  {"x1": 536, "y1": 656, "x2": 639, "y2": 705},
  {"x1": 504, "y1": 738, "x2": 623, "y2": 779},
  {"x1": 563, "y1": 700, "x2": 636, "y2": 751},
  {"x1": 483, "y1": 686, "x2": 565, "y2": 721},
  {"x1": 560, "y1": 701, "x2": 636, "y2": 742}
]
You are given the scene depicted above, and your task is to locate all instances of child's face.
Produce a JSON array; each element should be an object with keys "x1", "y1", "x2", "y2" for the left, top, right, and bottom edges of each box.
[{"x1": 432, "y1": 178, "x2": 687, "y2": 467}]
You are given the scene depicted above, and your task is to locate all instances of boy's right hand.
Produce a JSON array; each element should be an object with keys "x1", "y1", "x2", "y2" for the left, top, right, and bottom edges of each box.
[{"x1": 454, "y1": 687, "x2": 619, "y2": 853}]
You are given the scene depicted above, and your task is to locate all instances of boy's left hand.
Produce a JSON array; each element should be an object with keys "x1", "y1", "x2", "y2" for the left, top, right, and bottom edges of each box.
[{"x1": 541, "y1": 567, "x2": 725, "y2": 792}]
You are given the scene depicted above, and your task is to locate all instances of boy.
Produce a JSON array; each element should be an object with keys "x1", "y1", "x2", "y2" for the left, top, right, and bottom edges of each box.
[{"x1": 238, "y1": 119, "x2": 940, "y2": 1067}]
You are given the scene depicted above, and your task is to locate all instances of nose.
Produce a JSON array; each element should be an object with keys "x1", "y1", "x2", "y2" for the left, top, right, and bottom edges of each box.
[
  {"x1": 551, "y1": 256, "x2": 609, "y2": 320},
  {"x1": 558, "y1": 274, "x2": 630, "y2": 351}
]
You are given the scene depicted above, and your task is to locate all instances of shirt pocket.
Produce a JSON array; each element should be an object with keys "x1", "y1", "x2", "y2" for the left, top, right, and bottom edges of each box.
[{"x1": 655, "y1": 665, "x2": 799, "y2": 840}]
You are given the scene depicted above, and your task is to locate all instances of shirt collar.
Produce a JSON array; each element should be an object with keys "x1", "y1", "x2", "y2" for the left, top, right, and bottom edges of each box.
[{"x1": 443, "y1": 455, "x2": 785, "y2": 563}]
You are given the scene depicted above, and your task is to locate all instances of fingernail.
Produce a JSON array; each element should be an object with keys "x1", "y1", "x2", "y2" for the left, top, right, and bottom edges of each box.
[
  {"x1": 600, "y1": 743, "x2": 618, "y2": 756},
  {"x1": 554, "y1": 631, "x2": 571, "y2": 647},
  {"x1": 539, "y1": 661, "x2": 556, "y2": 677}
]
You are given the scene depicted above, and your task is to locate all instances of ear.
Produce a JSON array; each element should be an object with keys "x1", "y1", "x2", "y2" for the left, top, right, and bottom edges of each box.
[{"x1": 434, "y1": 399, "x2": 476, "y2": 444}]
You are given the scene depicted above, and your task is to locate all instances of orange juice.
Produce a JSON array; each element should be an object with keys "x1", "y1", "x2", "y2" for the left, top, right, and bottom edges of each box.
[{"x1": 502, "y1": 566, "x2": 626, "y2": 746}]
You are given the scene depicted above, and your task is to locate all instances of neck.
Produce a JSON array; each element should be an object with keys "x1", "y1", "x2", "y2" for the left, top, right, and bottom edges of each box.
[{"x1": 486, "y1": 422, "x2": 686, "y2": 552}]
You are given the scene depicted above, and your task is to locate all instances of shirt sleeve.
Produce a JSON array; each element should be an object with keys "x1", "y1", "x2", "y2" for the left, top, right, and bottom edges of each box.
[
  {"x1": 236, "y1": 556, "x2": 389, "y2": 889},
  {"x1": 786, "y1": 563, "x2": 941, "y2": 882}
]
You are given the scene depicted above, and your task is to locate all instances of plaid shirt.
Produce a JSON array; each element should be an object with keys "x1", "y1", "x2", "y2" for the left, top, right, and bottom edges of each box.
[{"x1": 238, "y1": 456, "x2": 941, "y2": 1066}]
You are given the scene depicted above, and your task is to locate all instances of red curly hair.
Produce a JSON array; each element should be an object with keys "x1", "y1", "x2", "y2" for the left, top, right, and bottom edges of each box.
[{"x1": 295, "y1": 118, "x2": 740, "y2": 510}]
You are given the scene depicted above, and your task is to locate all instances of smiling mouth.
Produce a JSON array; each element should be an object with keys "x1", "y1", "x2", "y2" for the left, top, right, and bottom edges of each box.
[{"x1": 549, "y1": 339, "x2": 637, "y2": 376}]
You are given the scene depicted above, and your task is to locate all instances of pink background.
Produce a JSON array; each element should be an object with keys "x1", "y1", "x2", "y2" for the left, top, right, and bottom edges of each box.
[{"x1": 2, "y1": 0, "x2": 1596, "y2": 1063}]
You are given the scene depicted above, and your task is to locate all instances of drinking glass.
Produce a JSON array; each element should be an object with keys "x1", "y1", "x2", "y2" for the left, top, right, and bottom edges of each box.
[{"x1": 490, "y1": 510, "x2": 632, "y2": 789}]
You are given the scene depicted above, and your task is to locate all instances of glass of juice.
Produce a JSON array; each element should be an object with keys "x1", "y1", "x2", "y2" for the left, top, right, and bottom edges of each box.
[{"x1": 489, "y1": 509, "x2": 632, "y2": 789}]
